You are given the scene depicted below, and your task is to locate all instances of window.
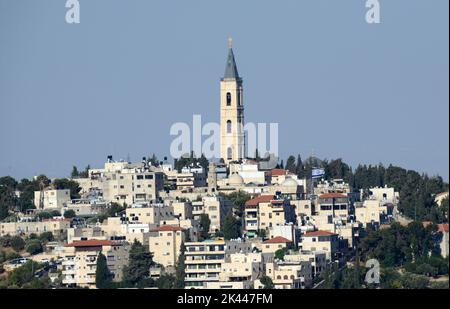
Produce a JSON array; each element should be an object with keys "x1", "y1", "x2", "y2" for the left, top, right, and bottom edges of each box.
[
  {"x1": 136, "y1": 175, "x2": 144, "y2": 180},
  {"x1": 226, "y1": 92, "x2": 232, "y2": 106},
  {"x1": 227, "y1": 120, "x2": 232, "y2": 133},
  {"x1": 237, "y1": 90, "x2": 241, "y2": 106},
  {"x1": 145, "y1": 175, "x2": 153, "y2": 180},
  {"x1": 227, "y1": 147, "x2": 233, "y2": 160}
]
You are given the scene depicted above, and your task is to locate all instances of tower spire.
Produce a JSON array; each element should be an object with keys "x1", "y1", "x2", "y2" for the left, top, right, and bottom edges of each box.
[{"x1": 223, "y1": 37, "x2": 240, "y2": 79}]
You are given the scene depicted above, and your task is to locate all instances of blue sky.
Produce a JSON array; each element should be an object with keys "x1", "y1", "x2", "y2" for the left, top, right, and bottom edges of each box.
[{"x1": 0, "y1": 0, "x2": 448, "y2": 180}]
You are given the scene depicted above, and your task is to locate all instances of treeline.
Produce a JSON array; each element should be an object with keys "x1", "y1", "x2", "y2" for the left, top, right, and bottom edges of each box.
[
  {"x1": 283, "y1": 155, "x2": 449, "y2": 223},
  {"x1": 321, "y1": 221, "x2": 449, "y2": 289},
  {"x1": 95, "y1": 240, "x2": 186, "y2": 289},
  {"x1": 0, "y1": 175, "x2": 81, "y2": 221}
]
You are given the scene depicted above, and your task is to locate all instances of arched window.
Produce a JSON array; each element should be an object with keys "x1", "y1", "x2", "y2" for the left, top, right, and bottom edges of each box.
[
  {"x1": 227, "y1": 147, "x2": 233, "y2": 160},
  {"x1": 290, "y1": 275, "x2": 295, "y2": 280},
  {"x1": 227, "y1": 120, "x2": 232, "y2": 134},
  {"x1": 277, "y1": 275, "x2": 282, "y2": 280},
  {"x1": 283, "y1": 275, "x2": 288, "y2": 280},
  {"x1": 237, "y1": 90, "x2": 241, "y2": 106},
  {"x1": 226, "y1": 92, "x2": 232, "y2": 106}
]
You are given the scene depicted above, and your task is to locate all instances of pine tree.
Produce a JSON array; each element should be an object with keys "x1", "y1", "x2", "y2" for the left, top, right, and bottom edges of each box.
[
  {"x1": 95, "y1": 252, "x2": 113, "y2": 289},
  {"x1": 285, "y1": 156, "x2": 296, "y2": 173},
  {"x1": 174, "y1": 244, "x2": 186, "y2": 289}
]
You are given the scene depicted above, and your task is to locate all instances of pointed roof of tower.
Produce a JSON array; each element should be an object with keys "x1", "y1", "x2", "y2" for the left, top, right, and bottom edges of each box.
[{"x1": 223, "y1": 37, "x2": 240, "y2": 80}]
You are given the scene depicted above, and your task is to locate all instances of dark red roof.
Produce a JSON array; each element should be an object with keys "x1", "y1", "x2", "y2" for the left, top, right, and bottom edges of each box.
[
  {"x1": 438, "y1": 224, "x2": 449, "y2": 233},
  {"x1": 65, "y1": 240, "x2": 118, "y2": 247},
  {"x1": 151, "y1": 225, "x2": 185, "y2": 232},
  {"x1": 319, "y1": 193, "x2": 348, "y2": 199},
  {"x1": 270, "y1": 169, "x2": 289, "y2": 176},
  {"x1": 245, "y1": 195, "x2": 276, "y2": 207},
  {"x1": 303, "y1": 231, "x2": 337, "y2": 237},
  {"x1": 423, "y1": 222, "x2": 449, "y2": 233},
  {"x1": 263, "y1": 236, "x2": 292, "y2": 244}
]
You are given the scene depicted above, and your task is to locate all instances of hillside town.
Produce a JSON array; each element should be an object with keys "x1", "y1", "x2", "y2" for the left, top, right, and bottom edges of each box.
[{"x1": 0, "y1": 41, "x2": 448, "y2": 290}]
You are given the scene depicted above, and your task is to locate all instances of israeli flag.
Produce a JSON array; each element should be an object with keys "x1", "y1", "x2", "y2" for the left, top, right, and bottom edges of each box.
[{"x1": 312, "y1": 168, "x2": 325, "y2": 178}]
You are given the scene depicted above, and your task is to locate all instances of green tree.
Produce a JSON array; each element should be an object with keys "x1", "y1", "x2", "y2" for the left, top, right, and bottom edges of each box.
[
  {"x1": 0, "y1": 176, "x2": 17, "y2": 219},
  {"x1": 8, "y1": 261, "x2": 41, "y2": 287},
  {"x1": 174, "y1": 244, "x2": 186, "y2": 289},
  {"x1": 222, "y1": 215, "x2": 241, "y2": 240},
  {"x1": 285, "y1": 156, "x2": 296, "y2": 174},
  {"x1": 96, "y1": 252, "x2": 113, "y2": 289},
  {"x1": 36, "y1": 212, "x2": 53, "y2": 220},
  {"x1": 295, "y1": 154, "x2": 305, "y2": 178},
  {"x1": 63, "y1": 209, "x2": 77, "y2": 219},
  {"x1": 226, "y1": 191, "x2": 251, "y2": 217},
  {"x1": 260, "y1": 276, "x2": 274, "y2": 289},
  {"x1": 274, "y1": 248, "x2": 287, "y2": 261},
  {"x1": 199, "y1": 214, "x2": 211, "y2": 240},
  {"x1": 122, "y1": 240, "x2": 154, "y2": 287},
  {"x1": 400, "y1": 273, "x2": 430, "y2": 289},
  {"x1": 10, "y1": 236, "x2": 25, "y2": 252},
  {"x1": 52, "y1": 178, "x2": 81, "y2": 199},
  {"x1": 71, "y1": 166, "x2": 79, "y2": 178},
  {"x1": 38, "y1": 232, "x2": 54, "y2": 243},
  {"x1": 25, "y1": 240, "x2": 43, "y2": 255},
  {"x1": 156, "y1": 274, "x2": 176, "y2": 289}
]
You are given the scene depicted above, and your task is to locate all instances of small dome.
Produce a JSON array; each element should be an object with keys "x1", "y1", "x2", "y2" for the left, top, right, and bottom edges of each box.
[
  {"x1": 229, "y1": 173, "x2": 244, "y2": 186},
  {"x1": 281, "y1": 178, "x2": 298, "y2": 187}
]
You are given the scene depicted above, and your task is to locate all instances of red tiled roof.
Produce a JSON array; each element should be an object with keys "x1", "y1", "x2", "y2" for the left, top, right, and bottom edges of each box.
[
  {"x1": 245, "y1": 195, "x2": 276, "y2": 207},
  {"x1": 269, "y1": 169, "x2": 289, "y2": 176},
  {"x1": 65, "y1": 240, "x2": 118, "y2": 247},
  {"x1": 422, "y1": 222, "x2": 449, "y2": 233},
  {"x1": 151, "y1": 225, "x2": 185, "y2": 232},
  {"x1": 319, "y1": 193, "x2": 348, "y2": 199},
  {"x1": 263, "y1": 236, "x2": 292, "y2": 244},
  {"x1": 438, "y1": 224, "x2": 449, "y2": 233},
  {"x1": 303, "y1": 231, "x2": 337, "y2": 237}
]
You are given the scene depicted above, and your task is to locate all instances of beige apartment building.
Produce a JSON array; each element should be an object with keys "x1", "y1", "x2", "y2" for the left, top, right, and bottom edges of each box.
[
  {"x1": 261, "y1": 236, "x2": 292, "y2": 254},
  {"x1": 149, "y1": 225, "x2": 185, "y2": 268},
  {"x1": 61, "y1": 239, "x2": 129, "y2": 288},
  {"x1": 316, "y1": 193, "x2": 350, "y2": 221},
  {"x1": 368, "y1": 186, "x2": 399, "y2": 204},
  {"x1": 265, "y1": 260, "x2": 313, "y2": 289},
  {"x1": 219, "y1": 252, "x2": 263, "y2": 283},
  {"x1": 125, "y1": 202, "x2": 174, "y2": 226},
  {"x1": 284, "y1": 251, "x2": 328, "y2": 278},
  {"x1": 184, "y1": 239, "x2": 226, "y2": 288},
  {"x1": 75, "y1": 160, "x2": 164, "y2": 206},
  {"x1": 192, "y1": 195, "x2": 231, "y2": 233},
  {"x1": 244, "y1": 195, "x2": 295, "y2": 237},
  {"x1": 355, "y1": 199, "x2": 390, "y2": 227},
  {"x1": 34, "y1": 189, "x2": 71, "y2": 210},
  {"x1": 300, "y1": 231, "x2": 339, "y2": 261},
  {"x1": 0, "y1": 218, "x2": 70, "y2": 238}
]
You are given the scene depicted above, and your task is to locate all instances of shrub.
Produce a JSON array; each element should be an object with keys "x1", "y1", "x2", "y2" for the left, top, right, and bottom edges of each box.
[
  {"x1": 10, "y1": 236, "x2": 25, "y2": 252},
  {"x1": 25, "y1": 240, "x2": 43, "y2": 255}
]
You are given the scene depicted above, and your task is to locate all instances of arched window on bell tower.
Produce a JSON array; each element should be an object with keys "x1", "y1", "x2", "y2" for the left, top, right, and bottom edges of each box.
[
  {"x1": 226, "y1": 92, "x2": 232, "y2": 106},
  {"x1": 227, "y1": 147, "x2": 233, "y2": 160},
  {"x1": 227, "y1": 120, "x2": 232, "y2": 134},
  {"x1": 237, "y1": 90, "x2": 241, "y2": 106}
]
